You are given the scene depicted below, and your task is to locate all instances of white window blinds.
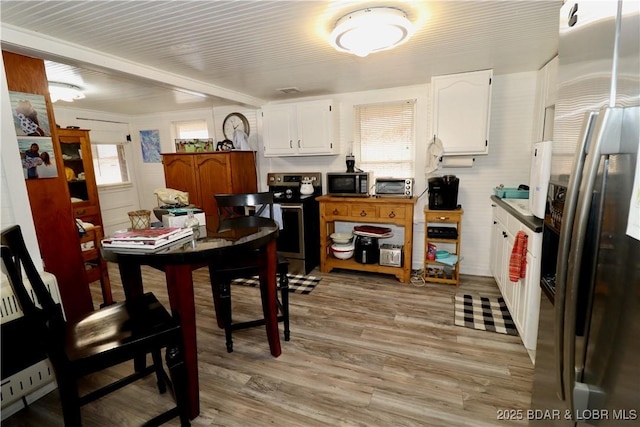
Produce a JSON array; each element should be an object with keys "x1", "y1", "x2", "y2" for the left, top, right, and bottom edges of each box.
[
  {"x1": 355, "y1": 99, "x2": 416, "y2": 179},
  {"x1": 174, "y1": 120, "x2": 209, "y2": 139}
]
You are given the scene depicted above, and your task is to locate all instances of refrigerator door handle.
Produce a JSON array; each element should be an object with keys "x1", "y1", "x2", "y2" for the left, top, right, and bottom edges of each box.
[
  {"x1": 563, "y1": 106, "x2": 626, "y2": 416},
  {"x1": 555, "y1": 110, "x2": 598, "y2": 401}
]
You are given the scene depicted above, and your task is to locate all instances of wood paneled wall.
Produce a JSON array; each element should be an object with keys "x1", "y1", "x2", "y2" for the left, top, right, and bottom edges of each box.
[{"x1": 2, "y1": 51, "x2": 93, "y2": 321}]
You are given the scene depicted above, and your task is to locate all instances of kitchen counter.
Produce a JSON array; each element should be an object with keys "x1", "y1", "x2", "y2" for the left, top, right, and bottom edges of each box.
[{"x1": 490, "y1": 195, "x2": 543, "y2": 232}]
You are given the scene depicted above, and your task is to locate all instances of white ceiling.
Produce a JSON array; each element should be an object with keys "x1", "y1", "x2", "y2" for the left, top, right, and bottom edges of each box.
[{"x1": 1, "y1": 1, "x2": 562, "y2": 115}]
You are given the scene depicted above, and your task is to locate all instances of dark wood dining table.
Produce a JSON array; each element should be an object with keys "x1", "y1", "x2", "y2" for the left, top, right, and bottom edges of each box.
[{"x1": 102, "y1": 220, "x2": 281, "y2": 420}]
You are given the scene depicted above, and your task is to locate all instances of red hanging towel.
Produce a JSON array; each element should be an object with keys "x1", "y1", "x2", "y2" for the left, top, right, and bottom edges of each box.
[{"x1": 509, "y1": 231, "x2": 528, "y2": 282}]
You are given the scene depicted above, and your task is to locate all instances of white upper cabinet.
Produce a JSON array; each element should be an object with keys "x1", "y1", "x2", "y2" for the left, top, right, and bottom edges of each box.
[
  {"x1": 262, "y1": 99, "x2": 338, "y2": 157},
  {"x1": 532, "y1": 55, "x2": 559, "y2": 142},
  {"x1": 431, "y1": 69, "x2": 493, "y2": 155}
]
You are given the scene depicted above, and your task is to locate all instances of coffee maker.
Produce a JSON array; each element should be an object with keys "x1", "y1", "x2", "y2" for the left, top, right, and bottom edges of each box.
[{"x1": 428, "y1": 175, "x2": 460, "y2": 210}]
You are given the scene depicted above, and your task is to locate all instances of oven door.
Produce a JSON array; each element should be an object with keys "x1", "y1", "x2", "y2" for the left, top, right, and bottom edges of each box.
[{"x1": 277, "y1": 203, "x2": 305, "y2": 262}]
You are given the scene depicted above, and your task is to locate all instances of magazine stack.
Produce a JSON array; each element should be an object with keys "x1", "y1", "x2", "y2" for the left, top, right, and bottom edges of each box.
[{"x1": 101, "y1": 227, "x2": 193, "y2": 253}]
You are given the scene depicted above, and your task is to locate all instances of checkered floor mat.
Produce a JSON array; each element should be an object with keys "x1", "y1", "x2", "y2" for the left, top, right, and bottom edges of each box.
[
  {"x1": 231, "y1": 274, "x2": 320, "y2": 294},
  {"x1": 454, "y1": 294, "x2": 518, "y2": 336}
]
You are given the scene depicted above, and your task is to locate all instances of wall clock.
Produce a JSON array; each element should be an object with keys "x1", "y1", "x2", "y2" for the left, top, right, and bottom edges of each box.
[{"x1": 222, "y1": 112, "x2": 250, "y2": 140}]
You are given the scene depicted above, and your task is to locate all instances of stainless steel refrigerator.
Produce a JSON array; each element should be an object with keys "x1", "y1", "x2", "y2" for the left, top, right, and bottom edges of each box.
[{"x1": 530, "y1": 1, "x2": 639, "y2": 426}]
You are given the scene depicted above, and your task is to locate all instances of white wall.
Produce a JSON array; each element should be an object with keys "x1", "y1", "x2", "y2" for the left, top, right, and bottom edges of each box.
[{"x1": 9, "y1": 70, "x2": 538, "y2": 278}]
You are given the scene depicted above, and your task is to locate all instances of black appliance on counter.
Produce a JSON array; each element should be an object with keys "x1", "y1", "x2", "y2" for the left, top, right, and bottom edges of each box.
[
  {"x1": 267, "y1": 172, "x2": 322, "y2": 275},
  {"x1": 428, "y1": 175, "x2": 459, "y2": 210},
  {"x1": 354, "y1": 235, "x2": 379, "y2": 264}
]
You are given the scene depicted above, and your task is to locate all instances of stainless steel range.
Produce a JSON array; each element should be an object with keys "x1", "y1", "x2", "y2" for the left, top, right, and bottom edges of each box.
[{"x1": 267, "y1": 172, "x2": 322, "y2": 275}]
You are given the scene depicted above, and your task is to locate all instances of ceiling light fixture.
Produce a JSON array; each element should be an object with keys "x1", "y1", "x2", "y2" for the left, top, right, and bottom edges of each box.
[
  {"x1": 48, "y1": 82, "x2": 86, "y2": 103},
  {"x1": 330, "y1": 7, "x2": 414, "y2": 57}
]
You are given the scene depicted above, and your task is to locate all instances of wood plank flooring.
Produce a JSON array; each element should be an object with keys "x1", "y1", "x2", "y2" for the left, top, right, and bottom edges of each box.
[{"x1": 2, "y1": 265, "x2": 534, "y2": 426}]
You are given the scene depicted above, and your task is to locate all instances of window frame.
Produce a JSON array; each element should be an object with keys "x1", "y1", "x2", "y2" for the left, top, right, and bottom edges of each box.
[{"x1": 354, "y1": 99, "x2": 417, "y2": 182}]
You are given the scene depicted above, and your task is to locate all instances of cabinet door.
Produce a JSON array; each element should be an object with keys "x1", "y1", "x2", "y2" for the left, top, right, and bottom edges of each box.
[
  {"x1": 432, "y1": 69, "x2": 492, "y2": 155},
  {"x1": 501, "y1": 232, "x2": 516, "y2": 312},
  {"x1": 515, "y1": 252, "x2": 532, "y2": 337},
  {"x1": 262, "y1": 105, "x2": 296, "y2": 156},
  {"x1": 162, "y1": 155, "x2": 199, "y2": 206},
  {"x1": 195, "y1": 154, "x2": 232, "y2": 232},
  {"x1": 297, "y1": 100, "x2": 335, "y2": 155},
  {"x1": 490, "y1": 211, "x2": 501, "y2": 279},
  {"x1": 496, "y1": 223, "x2": 508, "y2": 292},
  {"x1": 59, "y1": 132, "x2": 98, "y2": 211}
]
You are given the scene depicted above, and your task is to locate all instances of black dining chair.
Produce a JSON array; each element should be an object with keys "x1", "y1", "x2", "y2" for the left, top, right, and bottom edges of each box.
[
  {"x1": 0, "y1": 225, "x2": 190, "y2": 426},
  {"x1": 209, "y1": 192, "x2": 290, "y2": 353}
]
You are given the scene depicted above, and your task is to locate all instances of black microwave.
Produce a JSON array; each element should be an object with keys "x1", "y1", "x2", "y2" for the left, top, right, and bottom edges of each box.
[{"x1": 327, "y1": 172, "x2": 370, "y2": 197}]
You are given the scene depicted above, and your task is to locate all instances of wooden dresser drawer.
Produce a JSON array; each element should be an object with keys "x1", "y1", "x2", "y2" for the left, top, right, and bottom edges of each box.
[
  {"x1": 349, "y1": 204, "x2": 377, "y2": 219},
  {"x1": 73, "y1": 204, "x2": 99, "y2": 218},
  {"x1": 379, "y1": 205, "x2": 406, "y2": 220},
  {"x1": 324, "y1": 203, "x2": 349, "y2": 217},
  {"x1": 426, "y1": 211, "x2": 461, "y2": 223}
]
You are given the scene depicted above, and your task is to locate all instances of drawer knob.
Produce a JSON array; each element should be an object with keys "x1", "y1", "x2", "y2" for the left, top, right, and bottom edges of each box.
[
  {"x1": 76, "y1": 209, "x2": 86, "y2": 215},
  {"x1": 333, "y1": 209, "x2": 339, "y2": 215},
  {"x1": 438, "y1": 216, "x2": 449, "y2": 220},
  {"x1": 360, "y1": 210, "x2": 367, "y2": 217},
  {"x1": 388, "y1": 211, "x2": 396, "y2": 218}
]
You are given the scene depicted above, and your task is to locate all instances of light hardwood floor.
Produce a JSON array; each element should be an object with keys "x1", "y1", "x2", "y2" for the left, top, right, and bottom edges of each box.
[{"x1": 2, "y1": 265, "x2": 534, "y2": 427}]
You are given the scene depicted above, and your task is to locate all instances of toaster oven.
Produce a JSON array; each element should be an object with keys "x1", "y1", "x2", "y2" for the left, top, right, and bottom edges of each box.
[{"x1": 375, "y1": 177, "x2": 414, "y2": 198}]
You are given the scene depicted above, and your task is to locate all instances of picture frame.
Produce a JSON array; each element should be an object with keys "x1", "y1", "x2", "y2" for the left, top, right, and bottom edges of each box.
[
  {"x1": 8, "y1": 91, "x2": 51, "y2": 137},
  {"x1": 174, "y1": 138, "x2": 215, "y2": 153},
  {"x1": 17, "y1": 136, "x2": 59, "y2": 179},
  {"x1": 140, "y1": 129, "x2": 161, "y2": 163}
]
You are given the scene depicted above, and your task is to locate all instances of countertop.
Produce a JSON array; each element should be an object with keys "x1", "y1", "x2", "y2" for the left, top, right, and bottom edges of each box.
[{"x1": 490, "y1": 195, "x2": 543, "y2": 232}]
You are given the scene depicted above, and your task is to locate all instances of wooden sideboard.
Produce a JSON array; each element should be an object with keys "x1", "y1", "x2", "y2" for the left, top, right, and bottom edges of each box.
[
  {"x1": 318, "y1": 196, "x2": 416, "y2": 283},
  {"x1": 161, "y1": 151, "x2": 257, "y2": 233}
]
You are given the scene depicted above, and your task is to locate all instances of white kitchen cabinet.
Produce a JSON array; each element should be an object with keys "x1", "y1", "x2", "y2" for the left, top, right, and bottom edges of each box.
[
  {"x1": 532, "y1": 55, "x2": 558, "y2": 142},
  {"x1": 490, "y1": 201, "x2": 542, "y2": 356},
  {"x1": 431, "y1": 69, "x2": 492, "y2": 155},
  {"x1": 262, "y1": 99, "x2": 338, "y2": 157},
  {"x1": 490, "y1": 205, "x2": 507, "y2": 289}
]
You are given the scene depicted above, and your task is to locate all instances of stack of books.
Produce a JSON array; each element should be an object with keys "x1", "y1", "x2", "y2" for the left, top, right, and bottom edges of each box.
[{"x1": 101, "y1": 227, "x2": 193, "y2": 253}]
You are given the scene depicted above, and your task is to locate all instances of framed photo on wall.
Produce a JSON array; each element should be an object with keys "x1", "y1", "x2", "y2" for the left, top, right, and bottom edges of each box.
[
  {"x1": 140, "y1": 129, "x2": 161, "y2": 163},
  {"x1": 8, "y1": 91, "x2": 51, "y2": 137},
  {"x1": 18, "y1": 137, "x2": 59, "y2": 179}
]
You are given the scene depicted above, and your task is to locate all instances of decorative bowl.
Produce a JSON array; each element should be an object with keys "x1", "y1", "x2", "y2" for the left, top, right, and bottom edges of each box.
[
  {"x1": 331, "y1": 242, "x2": 354, "y2": 260},
  {"x1": 330, "y1": 232, "x2": 354, "y2": 245},
  {"x1": 435, "y1": 250, "x2": 450, "y2": 259}
]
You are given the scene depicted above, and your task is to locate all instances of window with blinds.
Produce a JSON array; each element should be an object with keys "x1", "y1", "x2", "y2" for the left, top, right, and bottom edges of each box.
[
  {"x1": 174, "y1": 120, "x2": 209, "y2": 139},
  {"x1": 355, "y1": 100, "x2": 416, "y2": 180}
]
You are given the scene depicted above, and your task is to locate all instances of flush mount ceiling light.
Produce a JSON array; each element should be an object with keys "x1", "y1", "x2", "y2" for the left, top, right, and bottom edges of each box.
[
  {"x1": 48, "y1": 82, "x2": 86, "y2": 103},
  {"x1": 330, "y1": 7, "x2": 414, "y2": 57}
]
